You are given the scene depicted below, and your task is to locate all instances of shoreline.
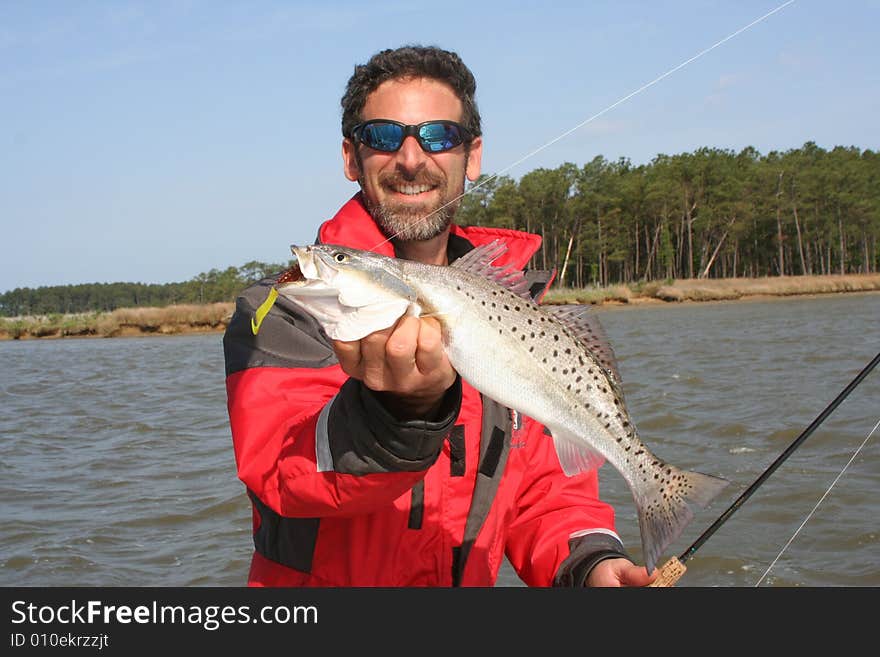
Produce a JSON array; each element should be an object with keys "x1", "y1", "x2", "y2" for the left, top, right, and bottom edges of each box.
[
  {"x1": 598, "y1": 288, "x2": 880, "y2": 308},
  {"x1": 2, "y1": 273, "x2": 879, "y2": 341}
]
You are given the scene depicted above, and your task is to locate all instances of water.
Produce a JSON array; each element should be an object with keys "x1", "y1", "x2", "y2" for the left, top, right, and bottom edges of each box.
[{"x1": 1, "y1": 293, "x2": 877, "y2": 587}]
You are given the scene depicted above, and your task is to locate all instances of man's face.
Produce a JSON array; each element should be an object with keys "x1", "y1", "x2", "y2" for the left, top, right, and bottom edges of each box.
[{"x1": 342, "y1": 77, "x2": 483, "y2": 241}]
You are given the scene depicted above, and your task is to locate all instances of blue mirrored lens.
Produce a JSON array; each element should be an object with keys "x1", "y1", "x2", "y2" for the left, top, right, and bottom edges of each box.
[
  {"x1": 419, "y1": 123, "x2": 463, "y2": 152},
  {"x1": 360, "y1": 123, "x2": 404, "y2": 151}
]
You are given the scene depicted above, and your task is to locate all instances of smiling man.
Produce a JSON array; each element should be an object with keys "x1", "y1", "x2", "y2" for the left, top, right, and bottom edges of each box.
[
  {"x1": 222, "y1": 45, "x2": 656, "y2": 587},
  {"x1": 342, "y1": 75, "x2": 482, "y2": 252}
]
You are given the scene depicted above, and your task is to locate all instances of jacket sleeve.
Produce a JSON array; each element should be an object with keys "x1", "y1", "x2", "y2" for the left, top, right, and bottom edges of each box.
[
  {"x1": 223, "y1": 278, "x2": 460, "y2": 518},
  {"x1": 503, "y1": 419, "x2": 630, "y2": 587}
]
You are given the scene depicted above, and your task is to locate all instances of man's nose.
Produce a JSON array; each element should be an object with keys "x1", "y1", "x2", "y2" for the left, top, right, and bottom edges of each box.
[{"x1": 394, "y1": 135, "x2": 428, "y2": 173}]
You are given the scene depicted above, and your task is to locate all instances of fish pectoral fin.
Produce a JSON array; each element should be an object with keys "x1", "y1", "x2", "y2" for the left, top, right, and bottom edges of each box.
[
  {"x1": 547, "y1": 427, "x2": 606, "y2": 477},
  {"x1": 322, "y1": 298, "x2": 410, "y2": 341}
]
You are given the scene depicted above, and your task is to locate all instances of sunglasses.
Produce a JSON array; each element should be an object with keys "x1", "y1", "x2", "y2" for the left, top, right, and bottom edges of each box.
[{"x1": 351, "y1": 119, "x2": 471, "y2": 154}]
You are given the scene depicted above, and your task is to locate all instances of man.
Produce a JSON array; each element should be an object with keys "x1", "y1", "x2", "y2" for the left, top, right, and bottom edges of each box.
[{"x1": 223, "y1": 45, "x2": 656, "y2": 587}]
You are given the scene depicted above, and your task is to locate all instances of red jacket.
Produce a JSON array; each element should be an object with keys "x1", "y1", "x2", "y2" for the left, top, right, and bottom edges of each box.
[{"x1": 223, "y1": 194, "x2": 628, "y2": 586}]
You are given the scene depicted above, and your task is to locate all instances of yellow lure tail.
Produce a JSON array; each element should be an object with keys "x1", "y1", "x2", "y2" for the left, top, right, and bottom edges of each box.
[{"x1": 251, "y1": 287, "x2": 279, "y2": 335}]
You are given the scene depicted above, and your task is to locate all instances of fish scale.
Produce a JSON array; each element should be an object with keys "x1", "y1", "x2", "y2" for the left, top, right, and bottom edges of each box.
[
  {"x1": 275, "y1": 240, "x2": 729, "y2": 573},
  {"x1": 405, "y1": 261, "x2": 631, "y2": 475}
]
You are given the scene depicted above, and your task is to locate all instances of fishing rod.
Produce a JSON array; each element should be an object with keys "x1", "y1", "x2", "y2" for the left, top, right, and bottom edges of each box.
[{"x1": 650, "y1": 350, "x2": 880, "y2": 587}]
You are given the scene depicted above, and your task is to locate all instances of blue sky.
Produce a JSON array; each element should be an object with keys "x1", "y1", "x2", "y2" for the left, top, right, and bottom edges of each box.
[{"x1": 2, "y1": 0, "x2": 878, "y2": 291}]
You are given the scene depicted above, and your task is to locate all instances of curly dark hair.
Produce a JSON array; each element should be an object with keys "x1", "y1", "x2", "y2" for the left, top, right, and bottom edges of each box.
[{"x1": 341, "y1": 45, "x2": 482, "y2": 143}]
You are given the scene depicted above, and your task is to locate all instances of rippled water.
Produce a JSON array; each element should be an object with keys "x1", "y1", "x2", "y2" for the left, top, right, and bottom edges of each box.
[
  {"x1": 0, "y1": 335, "x2": 250, "y2": 586},
  {"x1": 1, "y1": 293, "x2": 878, "y2": 587}
]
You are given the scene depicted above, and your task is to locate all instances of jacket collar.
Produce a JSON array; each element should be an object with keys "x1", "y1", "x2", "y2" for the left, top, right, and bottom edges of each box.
[{"x1": 317, "y1": 193, "x2": 543, "y2": 270}]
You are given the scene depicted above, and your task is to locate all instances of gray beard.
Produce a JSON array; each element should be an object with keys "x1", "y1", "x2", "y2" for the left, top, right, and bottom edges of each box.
[
  {"x1": 354, "y1": 146, "x2": 469, "y2": 242},
  {"x1": 369, "y1": 201, "x2": 454, "y2": 242},
  {"x1": 361, "y1": 183, "x2": 459, "y2": 242}
]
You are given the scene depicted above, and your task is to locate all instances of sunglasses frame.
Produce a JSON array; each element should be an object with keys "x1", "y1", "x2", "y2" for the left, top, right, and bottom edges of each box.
[{"x1": 351, "y1": 119, "x2": 471, "y2": 154}]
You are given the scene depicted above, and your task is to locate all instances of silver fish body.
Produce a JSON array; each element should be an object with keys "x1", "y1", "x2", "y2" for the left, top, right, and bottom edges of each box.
[{"x1": 276, "y1": 242, "x2": 728, "y2": 573}]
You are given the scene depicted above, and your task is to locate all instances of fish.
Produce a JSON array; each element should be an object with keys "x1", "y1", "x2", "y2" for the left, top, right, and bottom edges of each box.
[{"x1": 272, "y1": 240, "x2": 729, "y2": 574}]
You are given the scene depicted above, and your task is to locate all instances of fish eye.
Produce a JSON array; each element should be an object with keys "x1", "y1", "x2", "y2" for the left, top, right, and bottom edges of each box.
[{"x1": 333, "y1": 252, "x2": 348, "y2": 263}]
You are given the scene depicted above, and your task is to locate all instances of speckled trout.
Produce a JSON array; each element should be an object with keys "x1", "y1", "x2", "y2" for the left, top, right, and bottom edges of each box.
[{"x1": 272, "y1": 240, "x2": 728, "y2": 573}]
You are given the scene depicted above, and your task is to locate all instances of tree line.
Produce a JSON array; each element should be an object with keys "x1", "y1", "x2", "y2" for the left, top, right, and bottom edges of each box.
[
  {"x1": 456, "y1": 142, "x2": 879, "y2": 287},
  {"x1": 0, "y1": 262, "x2": 290, "y2": 317},
  {"x1": 3, "y1": 141, "x2": 877, "y2": 316}
]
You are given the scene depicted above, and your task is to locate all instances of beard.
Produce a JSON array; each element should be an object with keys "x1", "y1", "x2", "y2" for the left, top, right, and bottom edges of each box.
[{"x1": 361, "y1": 170, "x2": 464, "y2": 242}]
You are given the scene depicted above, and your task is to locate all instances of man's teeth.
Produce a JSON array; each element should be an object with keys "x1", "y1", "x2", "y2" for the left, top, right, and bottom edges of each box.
[{"x1": 393, "y1": 184, "x2": 433, "y2": 195}]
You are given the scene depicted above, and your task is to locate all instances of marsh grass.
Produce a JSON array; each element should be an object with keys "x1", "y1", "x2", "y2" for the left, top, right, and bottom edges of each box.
[
  {"x1": 0, "y1": 303, "x2": 234, "y2": 340},
  {"x1": 544, "y1": 285, "x2": 632, "y2": 305},
  {"x1": 543, "y1": 273, "x2": 880, "y2": 305}
]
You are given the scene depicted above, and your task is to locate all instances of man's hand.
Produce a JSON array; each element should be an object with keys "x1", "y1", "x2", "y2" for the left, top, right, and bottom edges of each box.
[
  {"x1": 333, "y1": 315, "x2": 456, "y2": 419},
  {"x1": 585, "y1": 558, "x2": 659, "y2": 587}
]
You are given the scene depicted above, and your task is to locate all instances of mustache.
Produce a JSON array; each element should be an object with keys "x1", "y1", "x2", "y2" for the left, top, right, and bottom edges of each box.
[{"x1": 378, "y1": 171, "x2": 445, "y2": 188}]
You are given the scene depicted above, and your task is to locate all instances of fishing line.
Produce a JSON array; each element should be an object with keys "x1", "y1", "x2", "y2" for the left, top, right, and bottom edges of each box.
[
  {"x1": 754, "y1": 416, "x2": 880, "y2": 587},
  {"x1": 370, "y1": 0, "x2": 797, "y2": 251},
  {"x1": 646, "y1": 352, "x2": 880, "y2": 587}
]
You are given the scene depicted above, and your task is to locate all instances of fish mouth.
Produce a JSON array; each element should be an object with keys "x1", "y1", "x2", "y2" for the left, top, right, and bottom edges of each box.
[
  {"x1": 276, "y1": 246, "x2": 319, "y2": 289},
  {"x1": 290, "y1": 244, "x2": 312, "y2": 263},
  {"x1": 276, "y1": 244, "x2": 314, "y2": 286},
  {"x1": 278, "y1": 245, "x2": 342, "y2": 293},
  {"x1": 275, "y1": 262, "x2": 304, "y2": 286}
]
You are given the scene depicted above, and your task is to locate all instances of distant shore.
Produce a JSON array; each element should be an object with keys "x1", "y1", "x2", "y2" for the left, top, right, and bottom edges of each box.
[{"x1": 2, "y1": 273, "x2": 879, "y2": 341}]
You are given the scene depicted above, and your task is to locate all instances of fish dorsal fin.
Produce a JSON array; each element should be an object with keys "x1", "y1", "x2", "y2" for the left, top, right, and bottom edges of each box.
[
  {"x1": 545, "y1": 426, "x2": 606, "y2": 476},
  {"x1": 544, "y1": 305, "x2": 623, "y2": 385},
  {"x1": 451, "y1": 240, "x2": 533, "y2": 300}
]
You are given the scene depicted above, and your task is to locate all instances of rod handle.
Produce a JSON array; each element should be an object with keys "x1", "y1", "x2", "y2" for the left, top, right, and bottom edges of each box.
[{"x1": 647, "y1": 557, "x2": 687, "y2": 587}]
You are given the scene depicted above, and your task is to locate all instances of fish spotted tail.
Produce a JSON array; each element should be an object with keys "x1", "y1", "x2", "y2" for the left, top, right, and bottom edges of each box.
[{"x1": 633, "y1": 467, "x2": 729, "y2": 575}]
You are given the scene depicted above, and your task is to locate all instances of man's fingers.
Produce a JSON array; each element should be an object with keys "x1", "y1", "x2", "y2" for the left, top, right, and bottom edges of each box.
[
  {"x1": 357, "y1": 326, "x2": 395, "y2": 389},
  {"x1": 332, "y1": 316, "x2": 451, "y2": 395},
  {"x1": 415, "y1": 317, "x2": 444, "y2": 374},
  {"x1": 385, "y1": 316, "x2": 420, "y2": 379},
  {"x1": 333, "y1": 339, "x2": 363, "y2": 377}
]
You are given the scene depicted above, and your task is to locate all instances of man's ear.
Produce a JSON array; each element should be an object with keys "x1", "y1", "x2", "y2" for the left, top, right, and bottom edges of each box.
[
  {"x1": 466, "y1": 136, "x2": 483, "y2": 182},
  {"x1": 342, "y1": 138, "x2": 360, "y2": 181}
]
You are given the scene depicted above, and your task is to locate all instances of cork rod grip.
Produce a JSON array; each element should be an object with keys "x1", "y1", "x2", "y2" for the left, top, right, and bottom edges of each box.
[{"x1": 647, "y1": 557, "x2": 687, "y2": 587}]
